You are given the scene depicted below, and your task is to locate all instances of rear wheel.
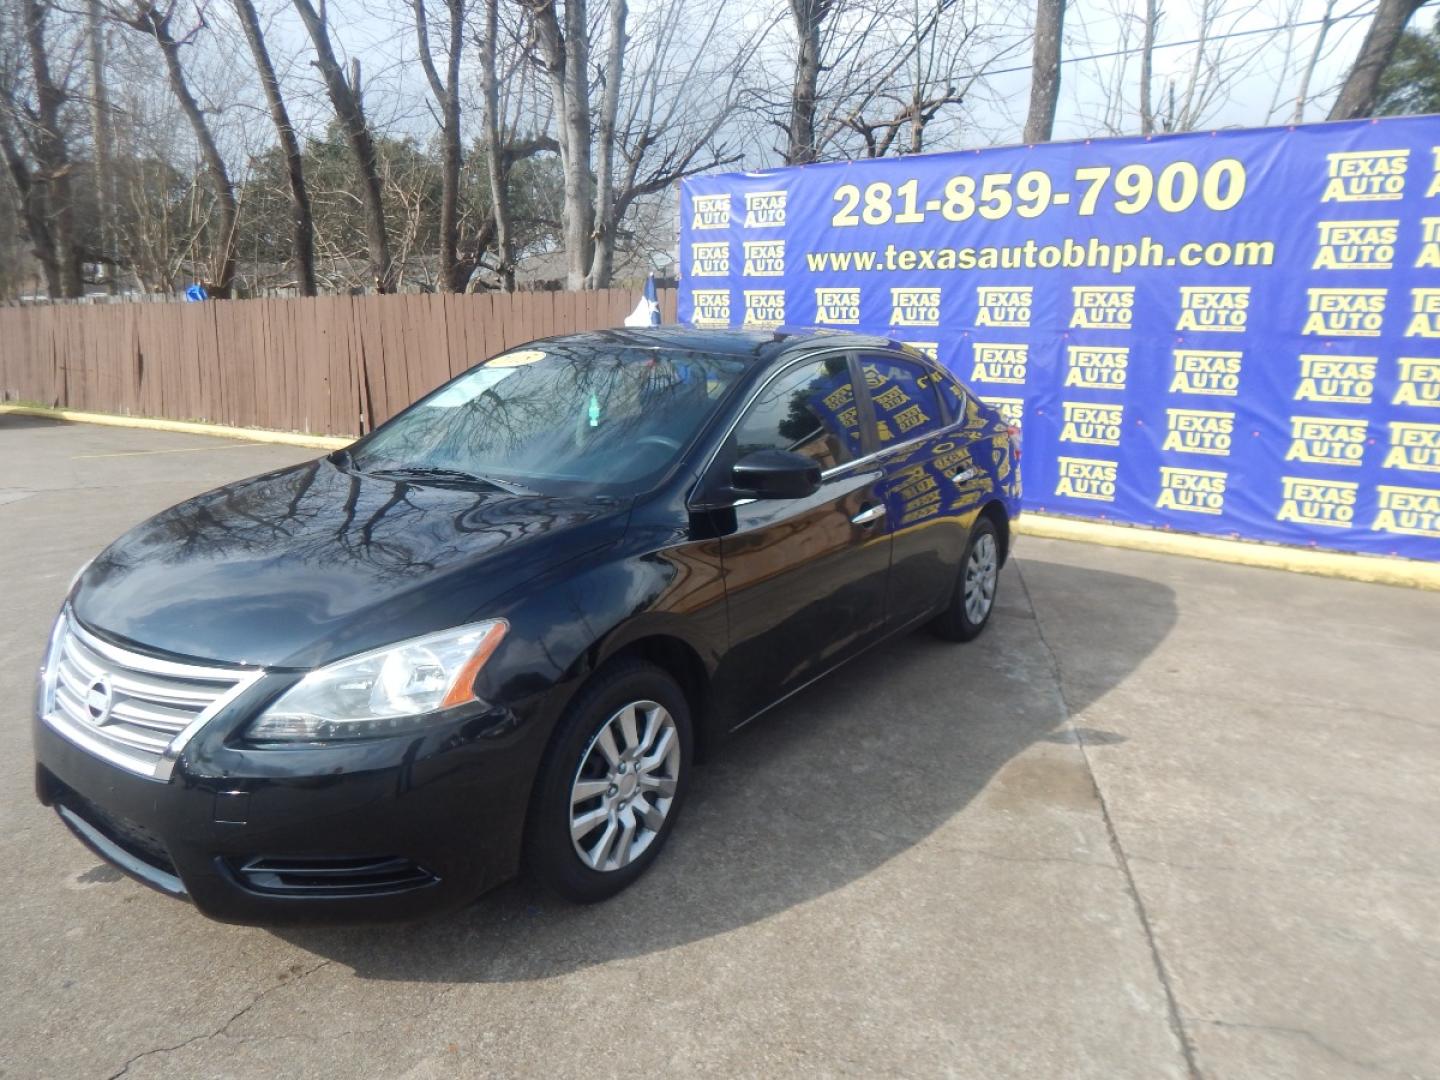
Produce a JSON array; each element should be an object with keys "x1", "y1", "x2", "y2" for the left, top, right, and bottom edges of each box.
[
  {"x1": 931, "y1": 516, "x2": 1000, "y2": 642},
  {"x1": 526, "y1": 660, "x2": 692, "y2": 902}
]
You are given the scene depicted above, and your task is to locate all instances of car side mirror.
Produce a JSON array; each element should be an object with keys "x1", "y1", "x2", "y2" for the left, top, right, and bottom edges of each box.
[{"x1": 730, "y1": 449, "x2": 822, "y2": 500}]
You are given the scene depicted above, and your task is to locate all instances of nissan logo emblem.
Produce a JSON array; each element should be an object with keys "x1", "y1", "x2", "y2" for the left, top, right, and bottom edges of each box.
[{"x1": 85, "y1": 676, "x2": 114, "y2": 725}]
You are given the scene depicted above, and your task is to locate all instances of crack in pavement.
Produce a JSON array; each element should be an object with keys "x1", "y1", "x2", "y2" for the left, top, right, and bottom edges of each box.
[
  {"x1": 1014, "y1": 558, "x2": 1203, "y2": 1080},
  {"x1": 1126, "y1": 850, "x2": 1440, "y2": 885},
  {"x1": 1183, "y1": 1015, "x2": 1414, "y2": 1078},
  {"x1": 1095, "y1": 682, "x2": 1440, "y2": 735},
  {"x1": 103, "y1": 958, "x2": 334, "y2": 1080}
]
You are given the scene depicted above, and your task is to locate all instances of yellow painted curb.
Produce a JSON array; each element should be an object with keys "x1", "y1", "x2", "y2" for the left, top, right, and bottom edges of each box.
[
  {"x1": 0, "y1": 404, "x2": 353, "y2": 450},
  {"x1": 1016, "y1": 513, "x2": 1440, "y2": 592}
]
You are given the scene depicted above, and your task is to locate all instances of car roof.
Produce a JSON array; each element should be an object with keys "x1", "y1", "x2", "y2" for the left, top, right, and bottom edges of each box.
[{"x1": 522, "y1": 326, "x2": 921, "y2": 366}]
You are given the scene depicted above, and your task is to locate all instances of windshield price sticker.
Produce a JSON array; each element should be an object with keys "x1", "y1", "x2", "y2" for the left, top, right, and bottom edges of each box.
[{"x1": 489, "y1": 349, "x2": 547, "y2": 368}]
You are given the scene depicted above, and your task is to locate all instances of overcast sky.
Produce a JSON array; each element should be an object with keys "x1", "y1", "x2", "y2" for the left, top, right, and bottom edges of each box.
[{"x1": 187, "y1": 0, "x2": 1432, "y2": 173}]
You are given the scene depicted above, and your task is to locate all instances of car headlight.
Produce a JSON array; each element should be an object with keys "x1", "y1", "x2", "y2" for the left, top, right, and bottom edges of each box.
[
  {"x1": 37, "y1": 608, "x2": 69, "y2": 716},
  {"x1": 247, "y1": 620, "x2": 508, "y2": 742}
]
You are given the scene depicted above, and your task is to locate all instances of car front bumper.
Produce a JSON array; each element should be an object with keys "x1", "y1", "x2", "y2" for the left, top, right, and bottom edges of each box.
[{"x1": 33, "y1": 705, "x2": 547, "y2": 925}]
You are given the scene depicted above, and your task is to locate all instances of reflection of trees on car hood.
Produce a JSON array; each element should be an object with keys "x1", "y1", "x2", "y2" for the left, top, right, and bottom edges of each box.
[
  {"x1": 74, "y1": 457, "x2": 631, "y2": 665},
  {"x1": 88, "y1": 458, "x2": 612, "y2": 586}
]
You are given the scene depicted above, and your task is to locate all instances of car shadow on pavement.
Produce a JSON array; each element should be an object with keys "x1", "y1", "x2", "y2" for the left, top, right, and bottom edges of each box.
[
  {"x1": 0, "y1": 413, "x2": 60, "y2": 429},
  {"x1": 276, "y1": 556, "x2": 1177, "y2": 982}
]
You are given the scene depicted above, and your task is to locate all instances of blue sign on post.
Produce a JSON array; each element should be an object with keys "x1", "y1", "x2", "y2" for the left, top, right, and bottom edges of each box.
[{"x1": 678, "y1": 117, "x2": 1440, "y2": 561}]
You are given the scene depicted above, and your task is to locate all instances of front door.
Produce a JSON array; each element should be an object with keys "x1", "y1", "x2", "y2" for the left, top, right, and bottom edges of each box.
[{"x1": 709, "y1": 353, "x2": 891, "y2": 726}]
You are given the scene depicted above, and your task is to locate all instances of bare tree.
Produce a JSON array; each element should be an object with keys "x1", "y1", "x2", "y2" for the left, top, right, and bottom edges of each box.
[
  {"x1": 413, "y1": 0, "x2": 464, "y2": 291},
  {"x1": 471, "y1": 0, "x2": 556, "y2": 291},
  {"x1": 1328, "y1": 0, "x2": 1428, "y2": 119},
  {"x1": 512, "y1": 0, "x2": 754, "y2": 289},
  {"x1": 586, "y1": 0, "x2": 625, "y2": 288},
  {"x1": 231, "y1": 0, "x2": 315, "y2": 295},
  {"x1": 1059, "y1": 0, "x2": 1293, "y2": 138},
  {"x1": 1176, "y1": 0, "x2": 1215, "y2": 127},
  {"x1": 835, "y1": 1, "x2": 990, "y2": 156},
  {"x1": 1022, "y1": 0, "x2": 1065, "y2": 142},
  {"x1": 24, "y1": 0, "x2": 1397, "y2": 300},
  {"x1": 478, "y1": 0, "x2": 514, "y2": 291},
  {"x1": 24, "y1": 0, "x2": 83, "y2": 297},
  {"x1": 0, "y1": 10, "x2": 60, "y2": 294},
  {"x1": 524, "y1": 0, "x2": 593, "y2": 290},
  {"x1": 0, "y1": 112, "x2": 62, "y2": 295},
  {"x1": 1139, "y1": 0, "x2": 1158, "y2": 134},
  {"x1": 87, "y1": 0, "x2": 118, "y2": 291},
  {"x1": 585, "y1": 0, "x2": 751, "y2": 285},
  {"x1": 520, "y1": 0, "x2": 737, "y2": 288},
  {"x1": 1145, "y1": 0, "x2": 1287, "y2": 133},
  {"x1": 1285, "y1": 0, "x2": 1333, "y2": 122},
  {"x1": 292, "y1": 0, "x2": 393, "y2": 291},
  {"x1": 97, "y1": 31, "x2": 204, "y2": 293},
  {"x1": 112, "y1": 2, "x2": 239, "y2": 297},
  {"x1": 768, "y1": 0, "x2": 1009, "y2": 164},
  {"x1": 841, "y1": 88, "x2": 964, "y2": 157},
  {"x1": 785, "y1": 0, "x2": 833, "y2": 164}
]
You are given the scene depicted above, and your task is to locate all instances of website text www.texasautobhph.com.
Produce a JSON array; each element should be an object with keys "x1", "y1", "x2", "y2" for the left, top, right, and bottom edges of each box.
[{"x1": 803, "y1": 235, "x2": 1277, "y2": 277}]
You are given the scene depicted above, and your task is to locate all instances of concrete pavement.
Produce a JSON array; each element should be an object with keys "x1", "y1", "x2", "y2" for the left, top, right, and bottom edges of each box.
[{"x1": 2, "y1": 414, "x2": 1437, "y2": 1079}]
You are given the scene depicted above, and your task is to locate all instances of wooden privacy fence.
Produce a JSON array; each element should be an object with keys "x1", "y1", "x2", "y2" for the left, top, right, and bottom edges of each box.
[{"x1": 0, "y1": 287, "x2": 679, "y2": 439}]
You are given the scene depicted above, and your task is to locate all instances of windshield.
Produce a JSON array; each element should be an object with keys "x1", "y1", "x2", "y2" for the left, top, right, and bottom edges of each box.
[{"x1": 349, "y1": 341, "x2": 749, "y2": 496}]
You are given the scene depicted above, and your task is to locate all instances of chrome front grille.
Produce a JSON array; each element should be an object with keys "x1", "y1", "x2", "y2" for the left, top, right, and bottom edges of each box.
[{"x1": 40, "y1": 610, "x2": 263, "y2": 781}]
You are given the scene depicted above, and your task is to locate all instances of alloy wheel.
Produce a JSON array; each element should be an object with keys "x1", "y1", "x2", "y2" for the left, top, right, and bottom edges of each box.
[
  {"x1": 569, "y1": 699, "x2": 680, "y2": 872},
  {"x1": 964, "y1": 532, "x2": 998, "y2": 624}
]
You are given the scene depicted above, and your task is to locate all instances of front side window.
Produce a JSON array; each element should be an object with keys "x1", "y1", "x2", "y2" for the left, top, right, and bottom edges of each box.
[
  {"x1": 350, "y1": 343, "x2": 748, "y2": 495},
  {"x1": 859, "y1": 355, "x2": 948, "y2": 445},
  {"x1": 732, "y1": 356, "x2": 863, "y2": 471}
]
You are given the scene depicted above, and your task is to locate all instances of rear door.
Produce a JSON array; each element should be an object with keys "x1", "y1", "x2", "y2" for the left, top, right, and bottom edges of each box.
[
  {"x1": 856, "y1": 352, "x2": 992, "y2": 628},
  {"x1": 708, "y1": 352, "x2": 892, "y2": 724}
]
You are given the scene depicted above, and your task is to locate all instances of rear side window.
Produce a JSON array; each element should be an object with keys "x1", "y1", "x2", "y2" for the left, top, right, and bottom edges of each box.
[
  {"x1": 733, "y1": 356, "x2": 863, "y2": 470},
  {"x1": 859, "y1": 355, "x2": 948, "y2": 444},
  {"x1": 938, "y1": 371, "x2": 969, "y2": 419},
  {"x1": 936, "y1": 370, "x2": 1002, "y2": 432}
]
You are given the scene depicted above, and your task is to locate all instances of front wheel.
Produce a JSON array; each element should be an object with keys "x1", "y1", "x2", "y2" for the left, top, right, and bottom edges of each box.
[
  {"x1": 526, "y1": 660, "x2": 692, "y2": 903},
  {"x1": 931, "y1": 516, "x2": 1000, "y2": 642}
]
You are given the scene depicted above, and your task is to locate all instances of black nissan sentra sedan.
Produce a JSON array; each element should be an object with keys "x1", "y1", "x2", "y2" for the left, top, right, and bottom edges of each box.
[{"x1": 33, "y1": 327, "x2": 1021, "y2": 923}]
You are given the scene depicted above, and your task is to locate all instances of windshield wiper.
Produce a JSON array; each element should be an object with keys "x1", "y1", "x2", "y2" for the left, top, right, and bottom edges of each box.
[
  {"x1": 369, "y1": 466, "x2": 537, "y2": 495},
  {"x1": 469, "y1": 473, "x2": 538, "y2": 496}
]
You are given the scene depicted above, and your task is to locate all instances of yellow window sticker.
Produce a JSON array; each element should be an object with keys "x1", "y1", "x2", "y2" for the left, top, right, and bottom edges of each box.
[{"x1": 488, "y1": 349, "x2": 547, "y2": 368}]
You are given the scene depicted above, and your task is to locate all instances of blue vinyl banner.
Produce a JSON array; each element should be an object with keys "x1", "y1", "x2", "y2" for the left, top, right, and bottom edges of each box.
[{"x1": 678, "y1": 117, "x2": 1440, "y2": 560}]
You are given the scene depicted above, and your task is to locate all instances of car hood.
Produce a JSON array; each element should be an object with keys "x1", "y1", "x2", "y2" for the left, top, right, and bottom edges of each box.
[{"x1": 71, "y1": 457, "x2": 630, "y2": 668}]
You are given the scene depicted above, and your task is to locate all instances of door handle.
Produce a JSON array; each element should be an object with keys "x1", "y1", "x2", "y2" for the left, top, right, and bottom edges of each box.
[
  {"x1": 851, "y1": 504, "x2": 886, "y2": 526},
  {"x1": 951, "y1": 467, "x2": 977, "y2": 483}
]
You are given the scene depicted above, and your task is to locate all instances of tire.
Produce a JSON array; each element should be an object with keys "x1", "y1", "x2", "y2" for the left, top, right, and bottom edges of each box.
[
  {"x1": 525, "y1": 659, "x2": 693, "y2": 903},
  {"x1": 931, "y1": 515, "x2": 1001, "y2": 643}
]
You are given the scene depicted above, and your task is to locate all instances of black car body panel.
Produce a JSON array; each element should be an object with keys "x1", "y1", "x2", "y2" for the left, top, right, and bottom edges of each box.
[
  {"x1": 35, "y1": 705, "x2": 544, "y2": 922},
  {"x1": 72, "y1": 457, "x2": 634, "y2": 669},
  {"x1": 34, "y1": 327, "x2": 1021, "y2": 923}
]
